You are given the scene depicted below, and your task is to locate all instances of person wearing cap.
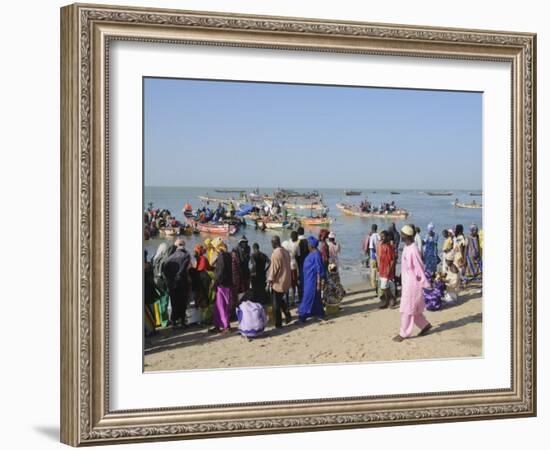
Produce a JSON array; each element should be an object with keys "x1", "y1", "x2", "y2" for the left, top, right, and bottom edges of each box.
[
  {"x1": 393, "y1": 225, "x2": 432, "y2": 342},
  {"x1": 161, "y1": 238, "x2": 191, "y2": 328},
  {"x1": 423, "y1": 222, "x2": 439, "y2": 274},
  {"x1": 327, "y1": 231, "x2": 341, "y2": 268},
  {"x1": 267, "y1": 235, "x2": 292, "y2": 328},
  {"x1": 298, "y1": 236, "x2": 327, "y2": 323}
]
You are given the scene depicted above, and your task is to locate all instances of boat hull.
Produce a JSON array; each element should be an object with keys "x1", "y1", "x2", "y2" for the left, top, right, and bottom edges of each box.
[{"x1": 336, "y1": 203, "x2": 409, "y2": 219}]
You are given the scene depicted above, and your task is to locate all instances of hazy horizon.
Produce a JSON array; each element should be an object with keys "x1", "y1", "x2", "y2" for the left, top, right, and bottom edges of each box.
[{"x1": 144, "y1": 78, "x2": 483, "y2": 190}]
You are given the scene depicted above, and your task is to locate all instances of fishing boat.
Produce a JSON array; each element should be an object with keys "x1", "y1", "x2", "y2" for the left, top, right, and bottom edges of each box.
[
  {"x1": 214, "y1": 188, "x2": 245, "y2": 193},
  {"x1": 452, "y1": 201, "x2": 482, "y2": 209},
  {"x1": 187, "y1": 219, "x2": 239, "y2": 235},
  {"x1": 469, "y1": 192, "x2": 483, "y2": 196},
  {"x1": 390, "y1": 191, "x2": 400, "y2": 195},
  {"x1": 344, "y1": 190, "x2": 362, "y2": 196},
  {"x1": 426, "y1": 191, "x2": 454, "y2": 196},
  {"x1": 279, "y1": 201, "x2": 325, "y2": 211},
  {"x1": 158, "y1": 227, "x2": 178, "y2": 237},
  {"x1": 198, "y1": 195, "x2": 243, "y2": 206},
  {"x1": 336, "y1": 203, "x2": 409, "y2": 219},
  {"x1": 301, "y1": 217, "x2": 333, "y2": 226}
]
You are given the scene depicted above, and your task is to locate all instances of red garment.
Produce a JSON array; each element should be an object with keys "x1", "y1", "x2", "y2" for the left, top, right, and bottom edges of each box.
[
  {"x1": 377, "y1": 242, "x2": 396, "y2": 279},
  {"x1": 196, "y1": 255, "x2": 211, "y2": 272}
]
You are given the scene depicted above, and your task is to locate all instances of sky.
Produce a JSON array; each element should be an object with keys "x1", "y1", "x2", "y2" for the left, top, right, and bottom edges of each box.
[{"x1": 144, "y1": 78, "x2": 482, "y2": 190}]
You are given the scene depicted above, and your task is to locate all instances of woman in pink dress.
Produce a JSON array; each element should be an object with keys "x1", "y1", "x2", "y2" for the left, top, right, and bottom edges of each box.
[{"x1": 393, "y1": 225, "x2": 432, "y2": 342}]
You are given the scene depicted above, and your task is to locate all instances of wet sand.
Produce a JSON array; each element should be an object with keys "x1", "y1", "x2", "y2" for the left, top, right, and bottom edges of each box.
[{"x1": 144, "y1": 282, "x2": 482, "y2": 371}]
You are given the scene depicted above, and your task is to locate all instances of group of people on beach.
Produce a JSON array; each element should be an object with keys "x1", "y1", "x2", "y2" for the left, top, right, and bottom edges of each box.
[
  {"x1": 363, "y1": 221, "x2": 483, "y2": 341},
  {"x1": 145, "y1": 217, "x2": 482, "y2": 344},
  {"x1": 144, "y1": 226, "x2": 345, "y2": 340}
]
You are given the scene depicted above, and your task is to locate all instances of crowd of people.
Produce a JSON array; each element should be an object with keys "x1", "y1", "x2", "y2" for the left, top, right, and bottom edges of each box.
[
  {"x1": 362, "y1": 222, "x2": 483, "y2": 341},
  {"x1": 144, "y1": 226, "x2": 346, "y2": 340},
  {"x1": 144, "y1": 219, "x2": 482, "y2": 344}
]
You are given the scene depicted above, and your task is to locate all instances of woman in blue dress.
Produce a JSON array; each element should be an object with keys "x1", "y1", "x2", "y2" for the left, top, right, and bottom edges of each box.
[
  {"x1": 298, "y1": 236, "x2": 327, "y2": 322},
  {"x1": 423, "y1": 222, "x2": 440, "y2": 275}
]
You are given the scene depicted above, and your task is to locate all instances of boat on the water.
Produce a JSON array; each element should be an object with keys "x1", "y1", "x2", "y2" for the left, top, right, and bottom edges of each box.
[
  {"x1": 336, "y1": 203, "x2": 409, "y2": 219},
  {"x1": 426, "y1": 191, "x2": 454, "y2": 196},
  {"x1": 452, "y1": 201, "x2": 482, "y2": 209},
  {"x1": 159, "y1": 227, "x2": 177, "y2": 237},
  {"x1": 187, "y1": 219, "x2": 239, "y2": 235},
  {"x1": 265, "y1": 200, "x2": 325, "y2": 211},
  {"x1": 301, "y1": 217, "x2": 333, "y2": 226},
  {"x1": 344, "y1": 190, "x2": 362, "y2": 196},
  {"x1": 469, "y1": 192, "x2": 483, "y2": 196},
  {"x1": 214, "y1": 188, "x2": 245, "y2": 193},
  {"x1": 390, "y1": 191, "x2": 400, "y2": 195}
]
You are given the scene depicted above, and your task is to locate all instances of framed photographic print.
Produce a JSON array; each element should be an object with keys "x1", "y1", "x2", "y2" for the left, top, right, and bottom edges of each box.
[{"x1": 60, "y1": 3, "x2": 537, "y2": 446}]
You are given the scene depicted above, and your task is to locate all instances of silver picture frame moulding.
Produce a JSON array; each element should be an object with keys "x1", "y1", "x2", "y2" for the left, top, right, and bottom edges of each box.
[{"x1": 60, "y1": 2, "x2": 536, "y2": 446}]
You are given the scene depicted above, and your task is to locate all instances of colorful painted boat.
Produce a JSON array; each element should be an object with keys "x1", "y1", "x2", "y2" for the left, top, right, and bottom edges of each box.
[
  {"x1": 188, "y1": 219, "x2": 239, "y2": 235},
  {"x1": 267, "y1": 200, "x2": 325, "y2": 211},
  {"x1": 301, "y1": 217, "x2": 333, "y2": 226},
  {"x1": 336, "y1": 203, "x2": 409, "y2": 219},
  {"x1": 159, "y1": 227, "x2": 178, "y2": 237},
  {"x1": 452, "y1": 201, "x2": 482, "y2": 209}
]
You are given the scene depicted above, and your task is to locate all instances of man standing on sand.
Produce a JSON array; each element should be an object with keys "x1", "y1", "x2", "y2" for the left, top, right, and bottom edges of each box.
[
  {"x1": 393, "y1": 225, "x2": 432, "y2": 342},
  {"x1": 267, "y1": 235, "x2": 292, "y2": 328},
  {"x1": 377, "y1": 230, "x2": 397, "y2": 309},
  {"x1": 368, "y1": 224, "x2": 380, "y2": 289},
  {"x1": 282, "y1": 230, "x2": 300, "y2": 305},
  {"x1": 162, "y1": 238, "x2": 191, "y2": 328}
]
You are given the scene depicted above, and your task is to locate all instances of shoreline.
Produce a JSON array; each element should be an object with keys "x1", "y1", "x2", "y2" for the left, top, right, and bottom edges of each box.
[{"x1": 144, "y1": 281, "x2": 483, "y2": 372}]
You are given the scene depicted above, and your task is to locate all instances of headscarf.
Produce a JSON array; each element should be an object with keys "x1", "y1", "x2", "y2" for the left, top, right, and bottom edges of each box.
[
  {"x1": 318, "y1": 229, "x2": 330, "y2": 241},
  {"x1": 212, "y1": 237, "x2": 227, "y2": 253},
  {"x1": 204, "y1": 238, "x2": 212, "y2": 249},
  {"x1": 308, "y1": 236, "x2": 319, "y2": 248},
  {"x1": 152, "y1": 242, "x2": 170, "y2": 264},
  {"x1": 470, "y1": 224, "x2": 479, "y2": 233},
  {"x1": 194, "y1": 244, "x2": 205, "y2": 255},
  {"x1": 427, "y1": 222, "x2": 435, "y2": 232}
]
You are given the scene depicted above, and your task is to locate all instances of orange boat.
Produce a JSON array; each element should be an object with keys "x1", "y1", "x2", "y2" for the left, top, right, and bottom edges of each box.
[{"x1": 301, "y1": 217, "x2": 333, "y2": 226}]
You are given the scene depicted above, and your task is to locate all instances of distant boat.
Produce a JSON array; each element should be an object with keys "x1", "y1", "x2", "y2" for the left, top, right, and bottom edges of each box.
[
  {"x1": 469, "y1": 192, "x2": 483, "y2": 196},
  {"x1": 452, "y1": 201, "x2": 482, "y2": 209},
  {"x1": 390, "y1": 191, "x2": 400, "y2": 195},
  {"x1": 214, "y1": 188, "x2": 244, "y2": 193},
  {"x1": 426, "y1": 191, "x2": 454, "y2": 196},
  {"x1": 344, "y1": 190, "x2": 362, "y2": 196}
]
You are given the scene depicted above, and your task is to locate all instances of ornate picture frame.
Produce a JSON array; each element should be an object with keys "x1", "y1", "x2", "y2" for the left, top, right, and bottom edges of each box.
[{"x1": 60, "y1": 3, "x2": 536, "y2": 446}]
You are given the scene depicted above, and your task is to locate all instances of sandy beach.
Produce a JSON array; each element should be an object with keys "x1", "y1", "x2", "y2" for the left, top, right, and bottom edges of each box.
[{"x1": 144, "y1": 281, "x2": 482, "y2": 371}]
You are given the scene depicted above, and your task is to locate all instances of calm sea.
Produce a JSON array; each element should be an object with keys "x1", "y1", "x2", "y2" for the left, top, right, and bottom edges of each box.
[{"x1": 144, "y1": 186, "x2": 483, "y2": 286}]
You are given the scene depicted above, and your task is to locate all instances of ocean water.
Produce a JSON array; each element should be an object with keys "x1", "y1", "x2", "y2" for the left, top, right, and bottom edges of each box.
[{"x1": 144, "y1": 186, "x2": 482, "y2": 286}]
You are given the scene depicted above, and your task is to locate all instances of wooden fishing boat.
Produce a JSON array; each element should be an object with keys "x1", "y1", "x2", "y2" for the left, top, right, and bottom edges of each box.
[
  {"x1": 198, "y1": 195, "x2": 242, "y2": 206},
  {"x1": 390, "y1": 191, "x2": 400, "y2": 195},
  {"x1": 159, "y1": 227, "x2": 177, "y2": 237},
  {"x1": 426, "y1": 191, "x2": 453, "y2": 196},
  {"x1": 469, "y1": 192, "x2": 483, "y2": 196},
  {"x1": 278, "y1": 201, "x2": 325, "y2": 211},
  {"x1": 336, "y1": 203, "x2": 409, "y2": 219},
  {"x1": 214, "y1": 188, "x2": 244, "y2": 193},
  {"x1": 344, "y1": 190, "x2": 362, "y2": 196},
  {"x1": 452, "y1": 201, "x2": 482, "y2": 209},
  {"x1": 301, "y1": 217, "x2": 333, "y2": 226},
  {"x1": 187, "y1": 219, "x2": 239, "y2": 235}
]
